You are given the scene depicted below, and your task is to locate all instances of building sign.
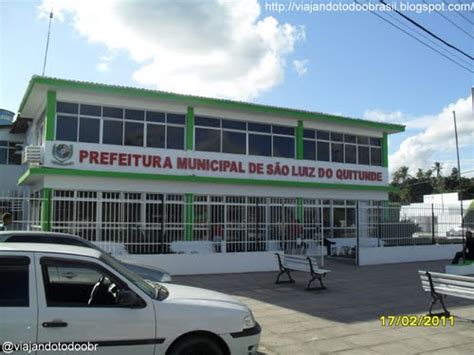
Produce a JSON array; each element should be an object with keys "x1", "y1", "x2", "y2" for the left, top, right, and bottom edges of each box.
[{"x1": 44, "y1": 142, "x2": 388, "y2": 186}]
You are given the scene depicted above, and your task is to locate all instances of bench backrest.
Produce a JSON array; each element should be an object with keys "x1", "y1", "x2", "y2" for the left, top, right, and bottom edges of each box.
[
  {"x1": 282, "y1": 254, "x2": 318, "y2": 272},
  {"x1": 418, "y1": 270, "x2": 474, "y2": 300}
]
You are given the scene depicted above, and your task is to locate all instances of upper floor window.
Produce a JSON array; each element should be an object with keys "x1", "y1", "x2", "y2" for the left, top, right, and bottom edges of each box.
[
  {"x1": 0, "y1": 141, "x2": 22, "y2": 165},
  {"x1": 195, "y1": 117, "x2": 295, "y2": 158},
  {"x1": 303, "y1": 129, "x2": 382, "y2": 166},
  {"x1": 55, "y1": 102, "x2": 185, "y2": 150}
]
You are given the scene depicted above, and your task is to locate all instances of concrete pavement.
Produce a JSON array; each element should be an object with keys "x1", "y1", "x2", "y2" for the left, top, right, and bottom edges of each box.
[{"x1": 175, "y1": 259, "x2": 474, "y2": 354}]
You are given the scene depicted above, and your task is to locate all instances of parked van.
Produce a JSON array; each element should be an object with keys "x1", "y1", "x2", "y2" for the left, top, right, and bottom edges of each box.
[{"x1": 0, "y1": 243, "x2": 260, "y2": 354}]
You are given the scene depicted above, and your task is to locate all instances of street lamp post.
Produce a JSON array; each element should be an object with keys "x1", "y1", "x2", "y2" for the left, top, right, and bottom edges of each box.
[{"x1": 453, "y1": 110, "x2": 465, "y2": 259}]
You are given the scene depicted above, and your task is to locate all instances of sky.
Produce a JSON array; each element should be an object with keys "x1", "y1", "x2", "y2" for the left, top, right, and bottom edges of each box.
[{"x1": 0, "y1": 0, "x2": 473, "y2": 178}]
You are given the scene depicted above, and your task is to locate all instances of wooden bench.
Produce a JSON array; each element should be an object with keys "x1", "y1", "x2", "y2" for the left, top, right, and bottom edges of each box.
[
  {"x1": 275, "y1": 253, "x2": 331, "y2": 291},
  {"x1": 418, "y1": 270, "x2": 474, "y2": 316}
]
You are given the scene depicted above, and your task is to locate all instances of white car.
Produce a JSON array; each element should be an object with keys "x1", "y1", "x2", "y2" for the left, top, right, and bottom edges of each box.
[{"x1": 0, "y1": 243, "x2": 260, "y2": 355}]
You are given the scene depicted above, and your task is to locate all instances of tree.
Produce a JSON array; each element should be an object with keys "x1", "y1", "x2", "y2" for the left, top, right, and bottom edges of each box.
[
  {"x1": 432, "y1": 162, "x2": 443, "y2": 178},
  {"x1": 393, "y1": 166, "x2": 410, "y2": 185}
]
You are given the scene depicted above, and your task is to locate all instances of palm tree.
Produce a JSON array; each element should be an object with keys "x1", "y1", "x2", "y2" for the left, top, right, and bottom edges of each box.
[
  {"x1": 432, "y1": 162, "x2": 443, "y2": 178},
  {"x1": 392, "y1": 166, "x2": 410, "y2": 184}
]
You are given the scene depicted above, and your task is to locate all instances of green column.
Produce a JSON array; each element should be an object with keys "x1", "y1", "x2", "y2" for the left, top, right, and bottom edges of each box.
[
  {"x1": 186, "y1": 107, "x2": 194, "y2": 150},
  {"x1": 296, "y1": 120, "x2": 304, "y2": 160},
  {"x1": 382, "y1": 132, "x2": 388, "y2": 167},
  {"x1": 185, "y1": 193, "x2": 194, "y2": 241},
  {"x1": 45, "y1": 91, "x2": 56, "y2": 141},
  {"x1": 296, "y1": 197, "x2": 304, "y2": 223},
  {"x1": 40, "y1": 188, "x2": 52, "y2": 231}
]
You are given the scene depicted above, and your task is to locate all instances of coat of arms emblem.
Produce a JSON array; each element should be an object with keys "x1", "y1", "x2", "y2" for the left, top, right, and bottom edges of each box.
[{"x1": 52, "y1": 144, "x2": 73, "y2": 165}]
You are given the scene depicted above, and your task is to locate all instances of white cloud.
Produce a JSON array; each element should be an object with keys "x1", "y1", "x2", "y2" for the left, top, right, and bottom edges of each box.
[
  {"x1": 39, "y1": 0, "x2": 305, "y2": 100},
  {"x1": 388, "y1": 96, "x2": 474, "y2": 175},
  {"x1": 363, "y1": 109, "x2": 404, "y2": 123},
  {"x1": 96, "y1": 54, "x2": 114, "y2": 72},
  {"x1": 293, "y1": 59, "x2": 309, "y2": 76}
]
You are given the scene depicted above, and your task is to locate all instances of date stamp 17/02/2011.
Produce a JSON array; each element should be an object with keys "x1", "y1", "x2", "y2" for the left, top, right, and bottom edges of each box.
[{"x1": 380, "y1": 315, "x2": 455, "y2": 327}]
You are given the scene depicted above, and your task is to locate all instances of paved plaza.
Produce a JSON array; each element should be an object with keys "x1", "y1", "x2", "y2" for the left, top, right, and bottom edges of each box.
[{"x1": 175, "y1": 259, "x2": 474, "y2": 354}]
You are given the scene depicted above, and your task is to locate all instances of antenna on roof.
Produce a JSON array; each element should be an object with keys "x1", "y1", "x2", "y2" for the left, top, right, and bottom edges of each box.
[{"x1": 42, "y1": 8, "x2": 54, "y2": 76}]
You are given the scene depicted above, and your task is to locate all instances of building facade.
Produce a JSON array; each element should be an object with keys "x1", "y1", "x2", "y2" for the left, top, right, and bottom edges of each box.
[{"x1": 6, "y1": 76, "x2": 405, "y2": 256}]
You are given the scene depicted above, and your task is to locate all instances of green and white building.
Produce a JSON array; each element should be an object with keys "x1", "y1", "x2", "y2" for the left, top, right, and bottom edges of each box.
[{"x1": 3, "y1": 76, "x2": 405, "y2": 273}]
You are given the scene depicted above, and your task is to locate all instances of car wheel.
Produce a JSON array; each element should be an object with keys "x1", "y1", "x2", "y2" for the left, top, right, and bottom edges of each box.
[{"x1": 168, "y1": 335, "x2": 224, "y2": 355}]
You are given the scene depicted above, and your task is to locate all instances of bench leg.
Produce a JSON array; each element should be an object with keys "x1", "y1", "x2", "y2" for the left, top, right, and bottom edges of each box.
[
  {"x1": 428, "y1": 292, "x2": 450, "y2": 317},
  {"x1": 275, "y1": 267, "x2": 295, "y2": 284},
  {"x1": 306, "y1": 273, "x2": 327, "y2": 291}
]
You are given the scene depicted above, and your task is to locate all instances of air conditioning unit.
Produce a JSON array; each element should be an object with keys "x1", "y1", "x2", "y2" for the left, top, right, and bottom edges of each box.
[{"x1": 22, "y1": 145, "x2": 43, "y2": 165}]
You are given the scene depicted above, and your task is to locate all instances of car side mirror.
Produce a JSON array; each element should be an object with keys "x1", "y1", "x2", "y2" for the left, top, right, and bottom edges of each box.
[{"x1": 116, "y1": 290, "x2": 145, "y2": 308}]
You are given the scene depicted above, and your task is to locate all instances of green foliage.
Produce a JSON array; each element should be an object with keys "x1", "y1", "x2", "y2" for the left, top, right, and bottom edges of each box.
[{"x1": 390, "y1": 165, "x2": 474, "y2": 203}]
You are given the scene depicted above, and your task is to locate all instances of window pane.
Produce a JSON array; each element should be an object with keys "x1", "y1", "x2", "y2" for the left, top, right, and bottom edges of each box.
[
  {"x1": 331, "y1": 143, "x2": 344, "y2": 162},
  {"x1": 344, "y1": 134, "x2": 356, "y2": 143},
  {"x1": 0, "y1": 260, "x2": 29, "y2": 307},
  {"x1": 124, "y1": 122, "x2": 144, "y2": 146},
  {"x1": 370, "y1": 137, "x2": 382, "y2": 146},
  {"x1": 0, "y1": 148, "x2": 6, "y2": 164},
  {"x1": 167, "y1": 113, "x2": 185, "y2": 125},
  {"x1": 317, "y1": 131, "x2": 330, "y2": 140},
  {"x1": 317, "y1": 141, "x2": 330, "y2": 161},
  {"x1": 56, "y1": 115, "x2": 78, "y2": 142},
  {"x1": 347, "y1": 208, "x2": 356, "y2": 227},
  {"x1": 102, "y1": 120, "x2": 123, "y2": 145},
  {"x1": 56, "y1": 102, "x2": 78, "y2": 114},
  {"x1": 195, "y1": 128, "x2": 221, "y2": 152},
  {"x1": 166, "y1": 126, "x2": 184, "y2": 150},
  {"x1": 222, "y1": 131, "x2": 246, "y2": 154},
  {"x1": 371, "y1": 147, "x2": 382, "y2": 166},
  {"x1": 272, "y1": 125, "x2": 294, "y2": 136},
  {"x1": 222, "y1": 119, "x2": 246, "y2": 131},
  {"x1": 79, "y1": 117, "x2": 100, "y2": 143},
  {"x1": 273, "y1": 136, "x2": 294, "y2": 158},
  {"x1": 0, "y1": 140, "x2": 7, "y2": 146},
  {"x1": 146, "y1": 111, "x2": 165, "y2": 122},
  {"x1": 303, "y1": 129, "x2": 315, "y2": 139},
  {"x1": 125, "y1": 109, "x2": 145, "y2": 121},
  {"x1": 248, "y1": 122, "x2": 271, "y2": 133},
  {"x1": 249, "y1": 134, "x2": 271, "y2": 156},
  {"x1": 146, "y1": 124, "x2": 165, "y2": 148},
  {"x1": 303, "y1": 140, "x2": 316, "y2": 160},
  {"x1": 195, "y1": 116, "x2": 220, "y2": 127},
  {"x1": 331, "y1": 132, "x2": 343, "y2": 142},
  {"x1": 358, "y1": 146, "x2": 370, "y2": 165},
  {"x1": 80, "y1": 104, "x2": 101, "y2": 117},
  {"x1": 8, "y1": 148, "x2": 22, "y2": 165},
  {"x1": 333, "y1": 208, "x2": 346, "y2": 227},
  {"x1": 103, "y1": 106, "x2": 123, "y2": 119},
  {"x1": 345, "y1": 144, "x2": 357, "y2": 164},
  {"x1": 357, "y1": 136, "x2": 369, "y2": 145}
]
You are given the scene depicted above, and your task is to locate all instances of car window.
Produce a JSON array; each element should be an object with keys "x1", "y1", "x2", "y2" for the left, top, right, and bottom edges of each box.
[
  {"x1": 0, "y1": 256, "x2": 29, "y2": 307},
  {"x1": 41, "y1": 258, "x2": 137, "y2": 308}
]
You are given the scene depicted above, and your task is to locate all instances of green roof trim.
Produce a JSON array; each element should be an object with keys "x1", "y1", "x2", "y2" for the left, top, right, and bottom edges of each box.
[
  {"x1": 19, "y1": 76, "x2": 405, "y2": 133},
  {"x1": 18, "y1": 167, "x2": 398, "y2": 193}
]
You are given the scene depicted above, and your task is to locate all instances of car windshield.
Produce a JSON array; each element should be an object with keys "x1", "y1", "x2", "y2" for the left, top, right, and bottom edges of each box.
[{"x1": 100, "y1": 253, "x2": 166, "y2": 300}]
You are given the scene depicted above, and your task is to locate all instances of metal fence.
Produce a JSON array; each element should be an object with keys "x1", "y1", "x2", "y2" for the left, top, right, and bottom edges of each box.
[
  {"x1": 358, "y1": 202, "x2": 472, "y2": 247},
  {"x1": 0, "y1": 191, "x2": 325, "y2": 263},
  {"x1": 1, "y1": 191, "x2": 471, "y2": 261}
]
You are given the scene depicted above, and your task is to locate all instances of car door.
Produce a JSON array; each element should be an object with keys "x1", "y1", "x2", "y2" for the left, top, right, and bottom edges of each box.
[
  {"x1": 35, "y1": 253, "x2": 159, "y2": 355},
  {"x1": 0, "y1": 252, "x2": 37, "y2": 350}
]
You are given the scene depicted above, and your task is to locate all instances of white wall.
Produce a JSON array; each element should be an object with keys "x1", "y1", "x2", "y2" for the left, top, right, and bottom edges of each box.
[
  {"x1": 358, "y1": 244, "x2": 461, "y2": 266},
  {"x1": 118, "y1": 251, "x2": 279, "y2": 275},
  {"x1": 0, "y1": 128, "x2": 27, "y2": 192}
]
